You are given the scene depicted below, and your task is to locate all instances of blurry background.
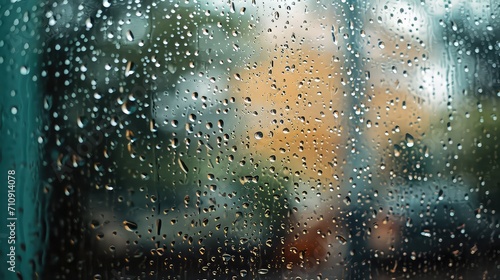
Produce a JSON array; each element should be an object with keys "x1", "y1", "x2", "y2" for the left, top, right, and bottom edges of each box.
[{"x1": 0, "y1": 0, "x2": 499, "y2": 279}]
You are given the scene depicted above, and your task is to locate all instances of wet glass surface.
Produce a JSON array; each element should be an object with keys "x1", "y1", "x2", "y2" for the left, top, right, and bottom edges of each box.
[{"x1": 0, "y1": 0, "x2": 499, "y2": 279}]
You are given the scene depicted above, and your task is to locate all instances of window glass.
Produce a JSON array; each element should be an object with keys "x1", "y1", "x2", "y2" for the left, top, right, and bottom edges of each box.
[{"x1": 0, "y1": 0, "x2": 499, "y2": 279}]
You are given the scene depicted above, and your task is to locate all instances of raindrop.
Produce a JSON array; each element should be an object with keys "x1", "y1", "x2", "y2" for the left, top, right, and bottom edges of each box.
[
  {"x1": 394, "y1": 144, "x2": 402, "y2": 157},
  {"x1": 123, "y1": 220, "x2": 138, "y2": 232},
  {"x1": 20, "y1": 66, "x2": 30, "y2": 75},
  {"x1": 265, "y1": 238, "x2": 272, "y2": 247},
  {"x1": 178, "y1": 158, "x2": 189, "y2": 174},
  {"x1": 258, "y1": 268, "x2": 269, "y2": 275},
  {"x1": 126, "y1": 30, "x2": 134, "y2": 42},
  {"x1": 125, "y1": 61, "x2": 136, "y2": 77},
  {"x1": 451, "y1": 21, "x2": 457, "y2": 31},
  {"x1": 85, "y1": 17, "x2": 93, "y2": 29},
  {"x1": 254, "y1": 131, "x2": 263, "y2": 139},
  {"x1": 188, "y1": 114, "x2": 197, "y2": 122},
  {"x1": 64, "y1": 185, "x2": 74, "y2": 196},
  {"x1": 420, "y1": 230, "x2": 431, "y2": 237},
  {"x1": 121, "y1": 100, "x2": 137, "y2": 115},
  {"x1": 156, "y1": 219, "x2": 162, "y2": 235},
  {"x1": 11, "y1": 107, "x2": 18, "y2": 115},
  {"x1": 336, "y1": 235, "x2": 347, "y2": 245},
  {"x1": 378, "y1": 41, "x2": 385, "y2": 49},
  {"x1": 343, "y1": 196, "x2": 351, "y2": 205},
  {"x1": 77, "y1": 116, "x2": 88, "y2": 128},
  {"x1": 222, "y1": 253, "x2": 231, "y2": 262},
  {"x1": 405, "y1": 133, "x2": 414, "y2": 147},
  {"x1": 331, "y1": 25, "x2": 337, "y2": 45}
]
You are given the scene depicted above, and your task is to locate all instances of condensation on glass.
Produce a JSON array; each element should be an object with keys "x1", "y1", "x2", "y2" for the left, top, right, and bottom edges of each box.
[{"x1": 0, "y1": 0, "x2": 498, "y2": 279}]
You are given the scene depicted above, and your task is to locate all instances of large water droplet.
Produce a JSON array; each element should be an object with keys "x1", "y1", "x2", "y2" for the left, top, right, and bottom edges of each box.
[
  {"x1": 125, "y1": 61, "x2": 136, "y2": 77},
  {"x1": 123, "y1": 220, "x2": 138, "y2": 232},
  {"x1": 126, "y1": 30, "x2": 134, "y2": 42},
  {"x1": 258, "y1": 268, "x2": 269, "y2": 275},
  {"x1": 331, "y1": 25, "x2": 337, "y2": 45},
  {"x1": 394, "y1": 144, "x2": 402, "y2": 157},
  {"x1": 77, "y1": 116, "x2": 88, "y2": 128},
  {"x1": 405, "y1": 133, "x2": 414, "y2": 147},
  {"x1": 254, "y1": 131, "x2": 263, "y2": 140},
  {"x1": 178, "y1": 158, "x2": 189, "y2": 174},
  {"x1": 336, "y1": 235, "x2": 347, "y2": 245},
  {"x1": 222, "y1": 253, "x2": 231, "y2": 262},
  {"x1": 20, "y1": 66, "x2": 30, "y2": 75},
  {"x1": 274, "y1": 11, "x2": 279, "y2": 20},
  {"x1": 121, "y1": 100, "x2": 137, "y2": 115}
]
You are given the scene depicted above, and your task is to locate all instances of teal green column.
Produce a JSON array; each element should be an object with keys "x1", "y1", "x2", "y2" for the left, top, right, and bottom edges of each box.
[{"x1": 0, "y1": 1, "x2": 43, "y2": 279}]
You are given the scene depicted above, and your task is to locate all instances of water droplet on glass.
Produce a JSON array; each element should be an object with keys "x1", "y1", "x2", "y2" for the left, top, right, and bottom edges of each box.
[
  {"x1": 85, "y1": 17, "x2": 93, "y2": 29},
  {"x1": 451, "y1": 21, "x2": 457, "y2": 31},
  {"x1": 188, "y1": 114, "x2": 197, "y2": 122},
  {"x1": 420, "y1": 229, "x2": 431, "y2": 237},
  {"x1": 77, "y1": 116, "x2": 88, "y2": 128},
  {"x1": 331, "y1": 25, "x2": 337, "y2": 45},
  {"x1": 336, "y1": 235, "x2": 347, "y2": 245},
  {"x1": 121, "y1": 100, "x2": 137, "y2": 115},
  {"x1": 125, "y1": 61, "x2": 135, "y2": 77},
  {"x1": 11, "y1": 107, "x2": 18, "y2": 115},
  {"x1": 254, "y1": 131, "x2": 263, "y2": 140},
  {"x1": 123, "y1": 220, "x2": 138, "y2": 232},
  {"x1": 20, "y1": 66, "x2": 29, "y2": 75},
  {"x1": 258, "y1": 268, "x2": 269, "y2": 275},
  {"x1": 64, "y1": 185, "x2": 74, "y2": 196},
  {"x1": 378, "y1": 41, "x2": 385, "y2": 49},
  {"x1": 405, "y1": 133, "x2": 414, "y2": 147},
  {"x1": 343, "y1": 196, "x2": 351, "y2": 205},
  {"x1": 178, "y1": 158, "x2": 189, "y2": 174},
  {"x1": 394, "y1": 144, "x2": 402, "y2": 157},
  {"x1": 222, "y1": 253, "x2": 231, "y2": 262},
  {"x1": 126, "y1": 30, "x2": 134, "y2": 42}
]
